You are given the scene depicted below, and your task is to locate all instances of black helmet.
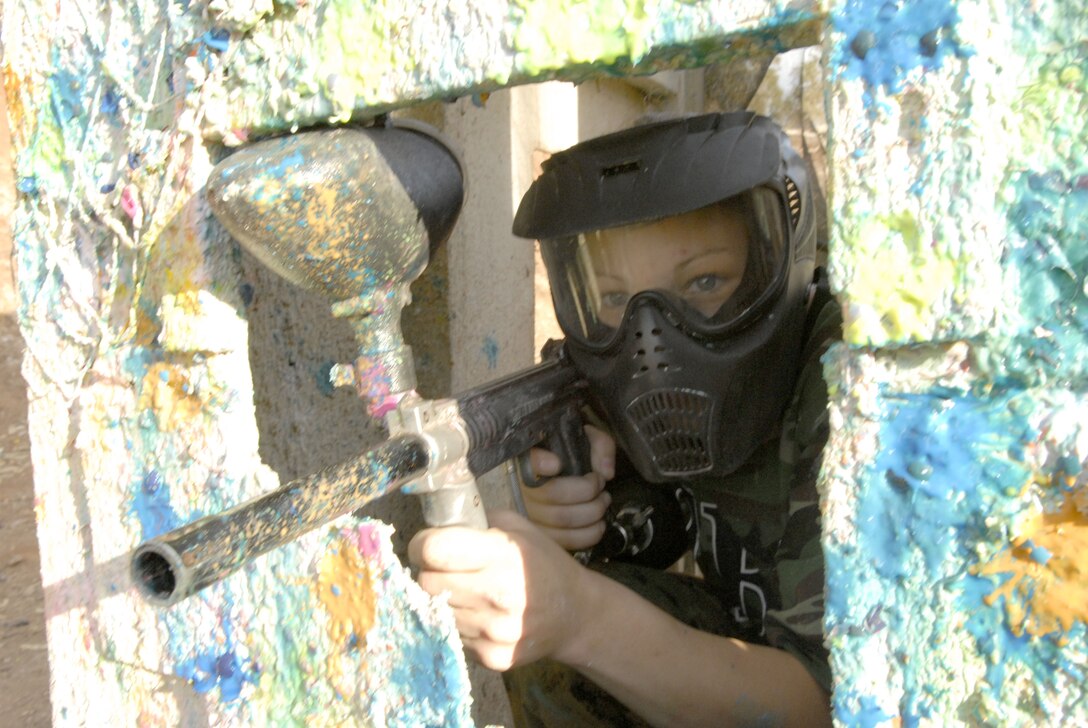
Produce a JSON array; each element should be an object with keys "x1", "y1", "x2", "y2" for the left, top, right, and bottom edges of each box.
[{"x1": 514, "y1": 112, "x2": 817, "y2": 482}]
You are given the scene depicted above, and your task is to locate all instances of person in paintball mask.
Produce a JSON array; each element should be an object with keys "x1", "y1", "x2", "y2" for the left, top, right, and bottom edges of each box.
[{"x1": 409, "y1": 111, "x2": 841, "y2": 726}]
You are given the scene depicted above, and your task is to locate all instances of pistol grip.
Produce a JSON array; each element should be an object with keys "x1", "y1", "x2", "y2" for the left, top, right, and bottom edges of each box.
[
  {"x1": 517, "y1": 406, "x2": 591, "y2": 488},
  {"x1": 551, "y1": 406, "x2": 592, "y2": 477}
]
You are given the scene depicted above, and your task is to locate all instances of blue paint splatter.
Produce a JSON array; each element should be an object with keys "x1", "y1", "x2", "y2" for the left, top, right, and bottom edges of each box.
[
  {"x1": 169, "y1": 589, "x2": 256, "y2": 703},
  {"x1": 825, "y1": 387, "x2": 1075, "y2": 720},
  {"x1": 999, "y1": 169, "x2": 1088, "y2": 388},
  {"x1": 202, "y1": 28, "x2": 230, "y2": 53},
  {"x1": 1025, "y1": 541, "x2": 1052, "y2": 565},
  {"x1": 268, "y1": 148, "x2": 307, "y2": 180},
  {"x1": 176, "y1": 644, "x2": 253, "y2": 702},
  {"x1": 100, "y1": 88, "x2": 120, "y2": 116},
  {"x1": 482, "y1": 335, "x2": 499, "y2": 369},
  {"x1": 177, "y1": 649, "x2": 245, "y2": 699},
  {"x1": 130, "y1": 470, "x2": 182, "y2": 540},
  {"x1": 866, "y1": 388, "x2": 1029, "y2": 575},
  {"x1": 832, "y1": 0, "x2": 969, "y2": 96},
  {"x1": 960, "y1": 574, "x2": 1030, "y2": 692},
  {"x1": 48, "y1": 65, "x2": 85, "y2": 124},
  {"x1": 389, "y1": 610, "x2": 473, "y2": 726},
  {"x1": 314, "y1": 360, "x2": 337, "y2": 396},
  {"x1": 834, "y1": 691, "x2": 894, "y2": 728}
]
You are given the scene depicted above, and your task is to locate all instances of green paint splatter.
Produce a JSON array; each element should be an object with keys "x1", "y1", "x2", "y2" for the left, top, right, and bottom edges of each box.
[
  {"x1": 512, "y1": 0, "x2": 652, "y2": 74},
  {"x1": 19, "y1": 97, "x2": 69, "y2": 196},
  {"x1": 315, "y1": 0, "x2": 397, "y2": 120}
]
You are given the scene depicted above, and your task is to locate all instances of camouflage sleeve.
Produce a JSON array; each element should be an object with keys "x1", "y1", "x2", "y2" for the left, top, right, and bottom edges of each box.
[{"x1": 763, "y1": 298, "x2": 841, "y2": 693}]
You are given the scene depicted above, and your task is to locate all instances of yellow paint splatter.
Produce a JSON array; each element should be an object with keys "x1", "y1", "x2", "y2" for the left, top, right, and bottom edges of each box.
[
  {"x1": 976, "y1": 491, "x2": 1088, "y2": 639},
  {"x1": 841, "y1": 210, "x2": 958, "y2": 345},
  {"x1": 168, "y1": 289, "x2": 203, "y2": 316},
  {"x1": 316, "y1": 535, "x2": 377, "y2": 688}
]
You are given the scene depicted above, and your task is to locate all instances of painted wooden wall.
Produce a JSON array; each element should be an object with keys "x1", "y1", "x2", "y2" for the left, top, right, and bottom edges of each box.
[{"x1": 2, "y1": 0, "x2": 1084, "y2": 725}]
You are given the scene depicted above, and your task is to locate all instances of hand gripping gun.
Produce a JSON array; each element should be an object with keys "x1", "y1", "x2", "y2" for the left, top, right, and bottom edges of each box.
[{"x1": 130, "y1": 119, "x2": 590, "y2": 607}]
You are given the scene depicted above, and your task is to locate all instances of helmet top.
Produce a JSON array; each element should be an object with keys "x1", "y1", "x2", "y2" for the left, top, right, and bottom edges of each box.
[{"x1": 513, "y1": 111, "x2": 803, "y2": 242}]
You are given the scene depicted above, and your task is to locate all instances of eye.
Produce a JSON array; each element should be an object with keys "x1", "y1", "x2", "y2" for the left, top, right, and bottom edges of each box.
[
  {"x1": 686, "y1": 274, "x2": 725, "y2": 294},
  {"x1": 601, "y1": 291, "x2": 629, "y2": 308}
]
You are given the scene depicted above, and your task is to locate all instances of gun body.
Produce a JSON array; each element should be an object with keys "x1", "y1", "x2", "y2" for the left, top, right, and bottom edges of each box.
[
  {"x1": 458, "y1": 355, "x2": 591, "y2": 479},
  {"x1": 132, "y1": 350, "x2": 590, "y2": 606}
]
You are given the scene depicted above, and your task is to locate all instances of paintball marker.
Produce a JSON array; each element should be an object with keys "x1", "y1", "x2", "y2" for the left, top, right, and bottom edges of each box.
[{"x1": 130, "y1": 119, "x2": 592, "y2": 607}]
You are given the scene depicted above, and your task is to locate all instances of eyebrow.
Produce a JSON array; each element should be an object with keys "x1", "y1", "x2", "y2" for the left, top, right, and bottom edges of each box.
[
  {"x1": 595, "y1": 247, "x2": 740, "y2": 281},
  {"x1": 674, "y1": 247, "x2": 743, "y2": 268}
]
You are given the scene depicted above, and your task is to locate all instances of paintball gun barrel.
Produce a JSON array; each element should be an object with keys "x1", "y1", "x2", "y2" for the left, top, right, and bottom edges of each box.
[{"x1": 132, "y1": 350, "x2": 590, "y2": 607}]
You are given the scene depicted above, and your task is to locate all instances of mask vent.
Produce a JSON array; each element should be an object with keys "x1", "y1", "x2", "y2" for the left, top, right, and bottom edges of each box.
[
  {"x1": 625, "y1": 389, "x2": 714, "y2": 476},
  {"x1": 785, "y1": 176, "x2": 802, "y2": 228}
]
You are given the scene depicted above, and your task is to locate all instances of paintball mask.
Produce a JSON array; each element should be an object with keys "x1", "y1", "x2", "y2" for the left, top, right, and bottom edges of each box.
[{"x1": 513, "y1": 112, "x2": 817, "y2": 482}]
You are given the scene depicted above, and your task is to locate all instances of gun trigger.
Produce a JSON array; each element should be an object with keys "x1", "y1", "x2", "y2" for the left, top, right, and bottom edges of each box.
[{"x1": 516, "y1": 452, "x2": 545, "y2": 488}]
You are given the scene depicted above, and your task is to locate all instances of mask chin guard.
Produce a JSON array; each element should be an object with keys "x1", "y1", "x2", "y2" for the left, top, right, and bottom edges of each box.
[{"x1": 626, "y1": 389, "x2": 715, "y2": 478}]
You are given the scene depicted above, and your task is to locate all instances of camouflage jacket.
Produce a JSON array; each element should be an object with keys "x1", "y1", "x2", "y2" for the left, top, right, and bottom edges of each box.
[{"x1": 681, "y1": 295, "x2": 841, "y2": 692}]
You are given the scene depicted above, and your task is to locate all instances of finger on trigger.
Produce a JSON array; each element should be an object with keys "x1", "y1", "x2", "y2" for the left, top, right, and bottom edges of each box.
[
  {"x1": 584, "y1": 425, "x2": 616, "y2": 480},
  {"x1": 523, "y1": 472, "x2": 604, "y2": 506},
  {"x1": 528, "y1": 447, "x2": 561, "y2": 480}
]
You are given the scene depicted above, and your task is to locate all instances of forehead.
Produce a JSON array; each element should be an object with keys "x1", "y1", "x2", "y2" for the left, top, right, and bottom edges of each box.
[{"x1": 587, "y1": 201, "x2": 750, "y2": 258}]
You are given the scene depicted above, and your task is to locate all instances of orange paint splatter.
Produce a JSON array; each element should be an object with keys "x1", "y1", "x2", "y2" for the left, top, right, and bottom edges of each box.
[
  {"x1": 316, "y1": 534, "x2": 377, "y2": 687},
  {"x1": 133, "y1": 306, "x2": 161, "y2": 347},
  {"x1": 976, "y1": 491, "x2": 1088, "y2": 639},
  {"x1": 138, "y1": 362, "x2": 204, "y2": 430},
  {"x1": 2, "y1": 65, "x2": 29, "y2": 146}
]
